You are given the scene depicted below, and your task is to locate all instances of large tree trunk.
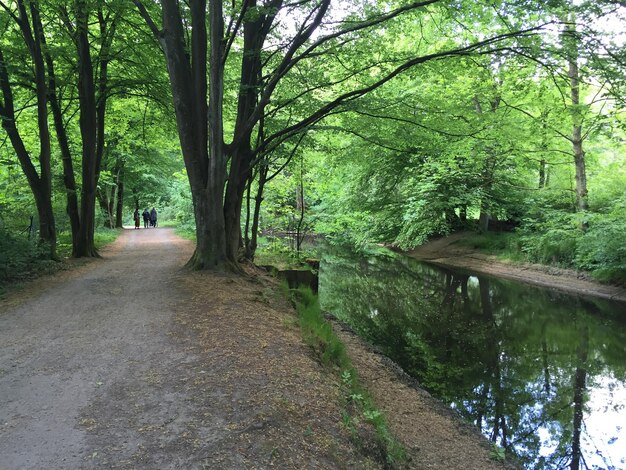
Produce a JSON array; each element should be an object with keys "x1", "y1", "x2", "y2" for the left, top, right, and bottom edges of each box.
[
  {"x1": 135, "y1": 0, "x2": 229, "y2": 269},
  {"x1": 137, "y1": 0, "x2": 228, "y2": 269},
  {"x1": 115, "y1": 167, "x2": 124, "y2": 228},
  {"x1": 74, "y1": 0, "x2": 99, "y2": 257},
  {"x1": 73, "y1": 2, "x2": 117, "y2": 256},
  {"x1": 188, "y1": 185, "x2": 228, "y2": 269},
  {"x1": 43, "y1": 40, "x2": 80, "y2": 254},
  {"x1": 40, "y1": 2, "x2": 115, "y2": 257},
  {"x1": 243, "y1": 172, "x2": 253, "y2": 258},
  {"x1": 223, "y1": 3, "x2": 266, "y2": 263},
  {"x1": 201, "y1": 0, "x2": 229, "y2": 269},
  {"x1": 27, "y1": 1, "x2": 56, "y2": 256},
  {"x1": 224, "y1": 147, "x2": 252, "y2": 263}
]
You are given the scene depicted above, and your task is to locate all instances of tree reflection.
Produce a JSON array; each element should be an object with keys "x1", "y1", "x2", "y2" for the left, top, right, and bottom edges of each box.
[
  {"x1": 319, "y1": 249, "x2": 626, "y2": 469},
  {"x1": 570, "y1": 324, "x2": 588, "y2": 470}
]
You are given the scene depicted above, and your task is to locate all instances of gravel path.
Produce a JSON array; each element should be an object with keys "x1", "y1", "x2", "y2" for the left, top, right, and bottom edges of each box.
[{"x1": 0, "y1": 228, "x2": 194, "y2": 468}]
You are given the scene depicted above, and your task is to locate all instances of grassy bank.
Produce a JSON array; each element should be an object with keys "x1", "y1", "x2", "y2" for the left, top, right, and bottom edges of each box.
[
  {"x1": 456, "y1": 229, "x2": 626, "y2": 285},
  {"x1": 288, "y1": 285, "x2": 406, "y2": 467}
]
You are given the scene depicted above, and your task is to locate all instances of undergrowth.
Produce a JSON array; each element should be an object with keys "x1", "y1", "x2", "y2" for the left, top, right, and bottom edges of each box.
[
  {"x1": 457, "y1": 226, "x2": 626, "y2": 285},
  {"x1": 255, "y1": 236, "x2": 320, "y2": 271},
  {"x1": 172, "y1": 224, "x2": 196, "y2": 241},
  {"x1": 456, "y1": 232, "x2": 526, "y2": 262},
  {"x1": 0, "y1": 227, "x2": 121, "y2": 297},
  {"x1": 287, "y1": 284, "x2": 406, "y2": 467}
]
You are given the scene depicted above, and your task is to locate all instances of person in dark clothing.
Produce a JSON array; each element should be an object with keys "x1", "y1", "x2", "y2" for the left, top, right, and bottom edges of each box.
[
  {"x1": 133, "y1": 209, "x2": 140, "y2": 229},
  {"x1": 142, "y1": 209, "x2": 150, "y2": 228},
  {"x1": 150, "y1": 207, "x2": 158, "y2": 228}
]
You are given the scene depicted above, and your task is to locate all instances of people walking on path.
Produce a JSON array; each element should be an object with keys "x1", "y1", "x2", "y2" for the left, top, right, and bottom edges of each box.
[
  {"x1": 142, "y1": 209, "x2": 150, "y2": 228},
  {"x1": 133, "y1": 208, "x2": 140, "y2": 229},
  {"x1": 150, "y1": 207, "x2": 158, "y2": 228}
]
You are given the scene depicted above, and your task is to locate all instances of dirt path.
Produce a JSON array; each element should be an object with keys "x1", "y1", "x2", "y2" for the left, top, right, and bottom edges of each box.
[
  {"x1": 0, "y1": 229, "x2": 378, "y2": 469},
  {"x1": 0, "y1": 228, "x2": 512, "y2": 469},
  {"x1": 0, "y1": 228, "x2": 196, "y2": 468},
  {"x1": 406, "y1": 232, "x2": 626, "y2": 303}
]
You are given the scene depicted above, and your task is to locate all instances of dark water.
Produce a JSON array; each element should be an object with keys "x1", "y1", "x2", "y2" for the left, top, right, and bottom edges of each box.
[{"x1": 318, "y1": 247, "x2": 626, "y2": 470}]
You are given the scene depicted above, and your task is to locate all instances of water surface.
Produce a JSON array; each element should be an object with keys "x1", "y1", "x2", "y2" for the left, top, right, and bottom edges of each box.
[{"x1": 318, "y1": 248, "x2": 626, "y2": 469}]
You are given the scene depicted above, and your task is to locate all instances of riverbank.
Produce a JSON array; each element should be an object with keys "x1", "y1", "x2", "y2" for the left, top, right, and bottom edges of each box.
[{"x1": 404, "y1": 232, "x2": 626, "y2": 303}]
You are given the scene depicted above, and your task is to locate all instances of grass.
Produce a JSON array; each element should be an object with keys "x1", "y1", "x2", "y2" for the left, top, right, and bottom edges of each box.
[
  {"x1": 288, "y1": 285, "x2": 406, "y2": 467},
  {"x1": 255, "y1": 250, "x2": 303, "y2": 271},
  {"x1": 56, "y1": 227, "x2": 121, "y2": 257},
  {"x1": 168, "y1": 223, "x2": 196, "y2": 241},
  {"x1": 156, "y1": 219, "x2": 179, "y2": 228}
]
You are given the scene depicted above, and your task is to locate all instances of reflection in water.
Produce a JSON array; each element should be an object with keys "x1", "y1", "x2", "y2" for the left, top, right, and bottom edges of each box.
[{"x1": 319, "y1": 248, "x2": 626, "y2": 470}]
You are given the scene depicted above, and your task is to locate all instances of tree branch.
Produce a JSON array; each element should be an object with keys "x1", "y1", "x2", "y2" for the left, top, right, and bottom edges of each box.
[
  {"x1": 262, "y1": 25, "x2": 551, "y2": 153},
  {"x1": 132, "y1": 0, "x2": 162, "y2": 40}
]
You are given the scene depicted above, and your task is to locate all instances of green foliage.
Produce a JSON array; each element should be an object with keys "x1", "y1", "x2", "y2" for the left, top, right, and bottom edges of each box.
[
  {"x1": 0, "y1": 230, "x2": 55, "y2": 291},
  {"x1": 460, "y1": 202, "x2": 626, "y2": 284},
  {"x1": 521, "y1": 227, "x2": 579, "y2": 266},
  {"x1": 575, "y1": 210, "x2": 626, "y2": 283},
  {"x1": 1, "y1": 0, "x2": 626, "y2": 284},
  {"x1": 489, "y1": 445, "x2": 506, "y2": 462},
  {"x1": 460, "y1": 232, "x2": 514, "y2": 251},
  {"x1": 93, "y1": 228, "x2": 122, "y2": 250},
  {"x1": 254, "y1": 236, "x2": 320, "y2": 270},
  {"x1": 158, "y1": 170, "x2": 194, "y2": 230}
]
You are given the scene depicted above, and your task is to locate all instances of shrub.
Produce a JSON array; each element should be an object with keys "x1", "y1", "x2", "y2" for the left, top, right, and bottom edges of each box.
[
  {"x1": 529, "y1": 228, "x2": 578, "y2": 265},
  {"x1": 0, "y1": 230, "x2": 54, "y2": 291},
  {"x1": 575, "y1": 215, "x2": 626, "y2": 284}
]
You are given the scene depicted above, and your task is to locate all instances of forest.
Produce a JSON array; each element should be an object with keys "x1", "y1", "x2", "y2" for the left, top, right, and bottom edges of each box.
[{"x1": 1, "y1": 0, "x2": 625, "y2": 284}]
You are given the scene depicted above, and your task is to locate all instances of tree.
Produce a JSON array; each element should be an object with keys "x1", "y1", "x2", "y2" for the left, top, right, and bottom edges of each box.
[
  {"x1": 563, "y1": 15, "x2": 589, "y2": 215},
  {"x1": 58, "y1": 0, "x2": 121, "y2": 256},
  {"x1": 101, "y1": 96, "x2": 182, "y2": 226},
  {"x1": 133, "y1": 0, "x2": 554, "y2": 270},
  {"x1": 4, "y1": 0, "x2": 125, "y2": 257},
  {"x1": 0, "y1": 0, "x2": 57, "y2": 258}
]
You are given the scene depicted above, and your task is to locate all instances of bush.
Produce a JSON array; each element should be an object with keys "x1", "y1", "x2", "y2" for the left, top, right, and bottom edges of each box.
[
  {"x1": 0, "y1": 227, "x2": 122, "y2": 296},
  {"x1": 575, "y1": 214, "x2": 626, "y2": 284},
  {"x1": 525, "y1": 228, "x2": 578, "y2": 265},
  {"x1": 480, "y1": 204, "x2": 626, "y2": 284},
  {"x1": 0, "y1": 230, "x2": 55, "y2": 291},
  {"x1": 516, "y1": 210, "x2": 579, "y2": 265}
]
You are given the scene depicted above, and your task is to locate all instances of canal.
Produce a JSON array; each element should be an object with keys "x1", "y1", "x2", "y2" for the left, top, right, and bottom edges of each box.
[{"x1": 318, "y1": 247, "x2": 626, "y2": 469}]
